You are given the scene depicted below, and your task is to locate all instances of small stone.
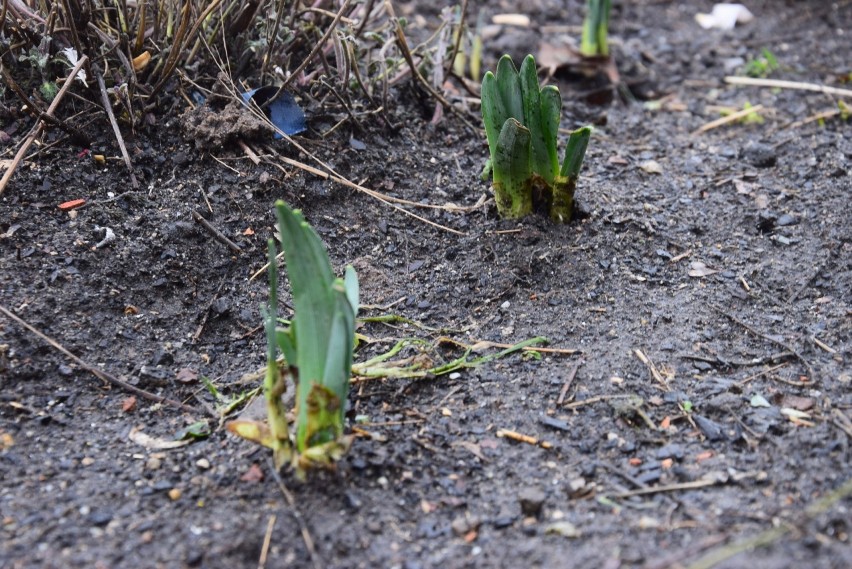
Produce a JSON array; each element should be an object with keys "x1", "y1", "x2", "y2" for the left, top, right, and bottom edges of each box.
[
  {"x1": 656, "y1": 444, "x2": 684, "y2": 460},
  {"x1": 146, "y1": 457, "x2": 162, "y2": 470},
  {"x1": 88, "y1": 511, "x2": 113, "y2": 527},
  {"x1": 741, "y1": 141, "x2": 777, "y2": 168},
  {"x1": 344, "y1": 491, "x2": 362, "y2": 510},
  {"x1": 538, "y1": 416, "x2": 570, "y2": 432},
  {"x1": 81, "y1": 457, "x2": 95, "y2": 466},
  {"x1": 567, "y1": 477, "x2": 587, "y2": 494},
  {"x1": 518, "y1": 487, "x2": 546, "y2": 517},
  {"x1": 196, "y1": 458, "x2": 210, "y2": 470},
  {"x1": 545, "y1": 521, "x2": 580, "y2": 538},
  {"x1": 168, "y1": 488, "x2": 182, "y2": 501},
  {"x1": 451, "y1": 514, "x2": 481, "y2": 536},
  {"x1": 776, "y1": 213, "x2": 798, "y2": 226},
  {"x1": 693, "y1": 414, "x2": 727, "y2": 441},
  {"x1": 636, "y1": 470, "x2": 661, "y2": 485},
  {"x1": 211, "y1": 298, "x2": 230, "y2": 315}
]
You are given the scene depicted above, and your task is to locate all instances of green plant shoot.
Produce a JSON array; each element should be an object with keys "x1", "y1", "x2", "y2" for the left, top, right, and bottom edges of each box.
[
  {"x1": 743, "y1": 48, "x2": 779, "y2": 78},
  {"x1": 581, "y1": 0, "x2": 611, "y2": 58},
  {"x1": 227, "y1": 202, "x2": 358, "y2": 475},
  {"x1": 481, "y1": 54, "x2": 592, "y2": 222}
]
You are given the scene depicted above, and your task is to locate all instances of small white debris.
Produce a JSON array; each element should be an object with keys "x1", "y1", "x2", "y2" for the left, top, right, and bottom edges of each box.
[
  {"x1": 688, "y1": 261, "x2": 718, "y2": 278},
  {"x1": 695, "y1": 4, "x2": 754, "y2": 30},
  {"x1": 545, "y1": 521, "x2": 581, "y2": 538},
  {"x1": 492, "y1": 14, "x2": 530, "y2": 27},
  {"x1": 94, "y1": 226, "x2": 116, "y2": 249},
  {"x1": 636, "y1": 516, "x2": 661, "y2": 530},
  {"x1": 60, "y1": 48, "x2": 88, "y2": 86},
  {"x1": 750, "y1": 394, "x2": 771, "y2": 408},
  {"x1": 639, "y1": 160, "x2": 663, "y2": 174}
]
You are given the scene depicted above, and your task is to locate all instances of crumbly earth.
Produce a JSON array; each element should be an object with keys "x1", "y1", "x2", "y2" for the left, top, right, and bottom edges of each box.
[{"x1": 1, "y1": 1, "x2": 850, "y2": 568}]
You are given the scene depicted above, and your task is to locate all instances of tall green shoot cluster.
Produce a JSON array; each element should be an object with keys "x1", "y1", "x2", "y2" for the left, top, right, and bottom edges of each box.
[
  {"x1": 481, "y1": 55, "x2": 592, "y2": 222},
  {"x1": 228, "y1": 202, "x2": 358, "y2": 476},
  {"x1": 581, "y1": 0, "x2": 611, "y2": 58}
]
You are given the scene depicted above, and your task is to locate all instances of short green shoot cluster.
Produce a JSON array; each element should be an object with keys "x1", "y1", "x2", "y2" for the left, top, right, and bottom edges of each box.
[
  {"x1": 481, "y1": 54, "x2": 592, "y2": 222},
  {"x1": 228, "y1": 202, "x2": 358, "y2": 476},
  {"x1": 743, "y1": 48, "x2": 779, "y2": 78},
  {"x1": 581, "y1": 0, "x2": 611, "y2": 58}
]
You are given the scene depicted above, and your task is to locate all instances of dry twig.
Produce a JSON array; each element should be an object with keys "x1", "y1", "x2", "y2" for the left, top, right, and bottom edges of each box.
[
  {"x1": 94, "y1": 64, "x2": 139, "y2": 189},
  {"x1": 634, "y1": 348, "x2": 669, "y2": 391},
  {"x1": 496, "y1": 428, "x2": 552, "y2": 449},
  {"x1": 557, "y1": 359, "x2": 584, "y2": 405},
  {"x1": 691, "y1": 104, "x2": 766, "y2": 135},
  {"x1": 724, "y1": 76, "x2": 852, "y2": 98},
  {"x1": 257, "y1": 515, "x2": 276, "y2": 569},
  {"x1": 191, "y1": 210, "x2": 243, "y2": 253}
]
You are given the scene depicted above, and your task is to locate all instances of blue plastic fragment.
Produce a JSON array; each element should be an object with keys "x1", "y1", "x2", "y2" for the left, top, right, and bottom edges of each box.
[{"x1": 241, "y1": 87, "x2": 306, "y2": 138}]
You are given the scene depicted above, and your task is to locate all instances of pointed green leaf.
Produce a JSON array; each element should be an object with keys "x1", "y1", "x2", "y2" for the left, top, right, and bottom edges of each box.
[
  {"x1": 560, "y1": 126, "x2": 592, "y2": 179},
  {"x1": 266, "y1": 240, "x2": 278, "y2": 321},
  {"x1": 481, "y1": 55, "x2": 522, "y2": 161},
  {"x1": 492, "y1": 118, "x2": 533, "y2": 218},
  {"x1": 495, "y1": 55, "x2": 523, "y2": 123},
  {"x1": 597, "y1": 0, "x2": 611, "y2": 56},
  {"x1": 481, "y1": 72, "x2": 502, "y2": 159},
  {"x1": 580, "y1": 1, "x2": 598, "y2": 56},
  {"x1": 540, "y1": 85, "x2": 562, "y2": 179},
  {"x1": 276, "y1": 326, "x2": 297, "y2": 368},
  {"x1": 320, "y1": 284, "x2": 355, "y2": 411},
  {"x1": 581, "y1": 0, "x2": 610, "y2": 57},
  {"x1": 264, "y1": 240, "x2": 279, "y2": 365},
  {"x1": 520, "y1": 55, "x2": 557, "y2": 183},
  {"x1": 344, "y1": 265, "x2": 359, "y2": 314}
]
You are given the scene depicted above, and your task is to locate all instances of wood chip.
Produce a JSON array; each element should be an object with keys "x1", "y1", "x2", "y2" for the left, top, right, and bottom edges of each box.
[
  {"x1": 58, "y1": 199, "x2": 86, "y2": 211},
  {"x1": 492, "y1": 14, "x2": 530, "y2": 26},
  {"x1": 688, "y1": 261, "x2": 718, "y2": 277},
  {"x1": 496, "y1": 428, "x2": 552, "y2": 449}
]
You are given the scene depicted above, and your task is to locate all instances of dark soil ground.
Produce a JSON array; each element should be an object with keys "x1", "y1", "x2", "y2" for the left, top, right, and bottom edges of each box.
[{"x1": 2, "y1": 1, "x2": 851, "y2": 568}]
